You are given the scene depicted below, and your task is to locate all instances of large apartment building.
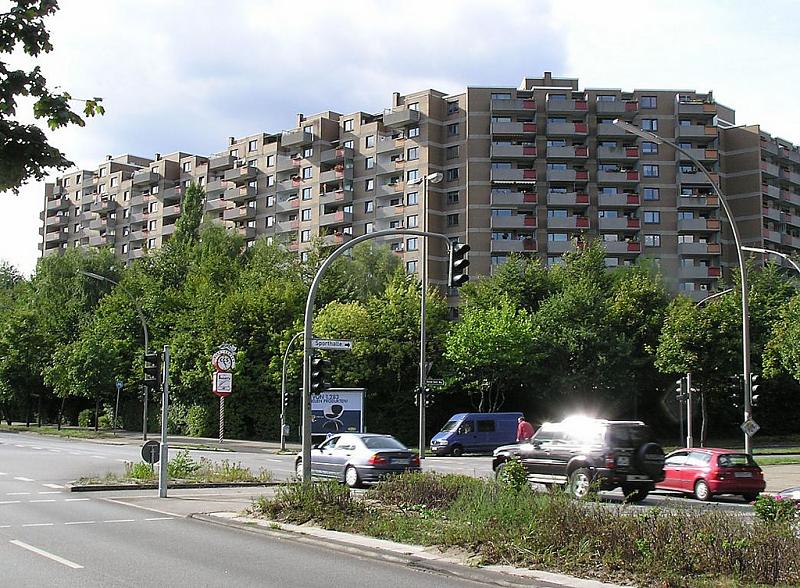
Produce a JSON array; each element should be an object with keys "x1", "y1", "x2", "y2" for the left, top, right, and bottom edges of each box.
[{"x1": 40, "y1": 72, "x2": 800, "y2": 302}]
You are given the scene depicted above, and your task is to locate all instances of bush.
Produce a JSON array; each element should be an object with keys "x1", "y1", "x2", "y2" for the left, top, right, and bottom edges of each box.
[
  {"x1": 125, "y1": 462, "x2": 156, "y2": 481},
  {"x1": 78, "y1": 409, "x2": 94, "y2": 428},
  {"x1": 167, "y1": 450, "x2": 200, "y2": 479},
  {"x1": 753, "y1": 494, "x2": 800, "y2": 525},
  {"x1": 251, "y1": 481, "x2": 362, "y2": 524},
  {"x1": 367, "y1": 471, "x2": 483, "y2": 509},
  {"x1": 167, "y1": 403, "x2": 189, "y2": 435},
  {"x1": 186, "y1": 405, "x2": 212, "y2": 438},
  {"x1": 495, "y1": 459, "x2": 528, "y2": 491}
]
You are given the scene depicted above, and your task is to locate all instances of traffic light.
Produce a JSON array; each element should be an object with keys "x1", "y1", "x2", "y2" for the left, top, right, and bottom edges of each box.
[
  {"x1": 448, "y1": 242, "x2": 471, "y2": 288},
  {"x1": 729, "y1": 374, "x2": 743, "y2": 408},
  {"x1": 751, "y1": 374, "x2": 761, "y2": 406},
  {"x1": 310, "y1": 356, "x2": 331, "y2": 394},
  {"x1": 424, "y1": 387, "x2": 433, "y2": 408},
  {"x1": 675, "y1": 377, "x2": 687, "y2": 401},
  {"x1": 143, "y1": 352, "x2": 161, "y2": 392}
]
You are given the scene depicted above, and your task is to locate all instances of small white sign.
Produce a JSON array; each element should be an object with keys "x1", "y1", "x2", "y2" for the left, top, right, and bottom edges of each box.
[
  {"x1": 740, "y1": 418, "x2": 760, "y2": 437},
  {"x1": 426, "y1": 378, "x2": 445, "y2": 387},
  {"x1": 213, "y1": 372, "x2": 233, "y2": 397},
  {"x1": 311, "y1": 339, "x2": 353, "y2": 351}
]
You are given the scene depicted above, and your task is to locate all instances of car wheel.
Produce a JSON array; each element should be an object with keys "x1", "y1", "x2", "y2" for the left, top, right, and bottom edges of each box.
[
  {"x1": 568, "y1": 468, "x2": 592, "y2": 499},
  {"x1": 344, "y1": 466, "x2": 362, "y2": 489},
  {"x1": 494, "y1": 461, "x2": 508, "y2": 481},
  {"x1": 450, "y1": 444, "x2": 464, "y2": 457},
  {"x1": 694, "y1": 479, "x2": 712, "y2": 502},
  {"x1": 742, "y1": 492, "x2": 759, "y2": 502},
  {"x1": 295, "y1": 460, "x2": 304, "y2": 481},
  {"x1": 621, "y1": 485, "x2": 649, "y2": 503}
]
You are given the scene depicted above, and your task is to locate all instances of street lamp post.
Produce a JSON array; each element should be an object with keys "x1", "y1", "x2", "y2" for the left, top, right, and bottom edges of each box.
[
  {"x1": 280, "y1": 331, "x2": 303, "y2": 452},
  {"x1": 80, "y1": 271, "x2": 151, "y2": 440},
  {"x1": 408, "y1": 172, "x2": 443, "y2": 460},
  {"x1": 741, "y1": 246, "x2": 800, "y2": 275},
  {"x1": 613, "y1": 119, "x2": 754, "y2": 454}
]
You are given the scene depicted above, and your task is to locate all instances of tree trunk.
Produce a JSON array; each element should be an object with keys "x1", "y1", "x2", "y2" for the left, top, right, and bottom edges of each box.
[
  {"x1": 57, "y1": 396, "x2": 66, "y2": 431},
  {"x1": 94, "y1": 396, "x2": 100, "y2": 432},
  {"x1": 700, "y1": 391, "x2": 708, "y2": 447}
]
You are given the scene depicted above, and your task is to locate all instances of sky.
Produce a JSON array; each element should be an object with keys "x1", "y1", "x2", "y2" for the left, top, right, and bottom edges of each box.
[{"x1": 2, "y1": 0, "x2": 799, "y2": 275}]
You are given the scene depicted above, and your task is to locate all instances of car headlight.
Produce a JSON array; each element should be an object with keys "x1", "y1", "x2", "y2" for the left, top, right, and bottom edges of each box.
[{"x1": 432, "y1": 439, "x2": 448, "y2": 446}]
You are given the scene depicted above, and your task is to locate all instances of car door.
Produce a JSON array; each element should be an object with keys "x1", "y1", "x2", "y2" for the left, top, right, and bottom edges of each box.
[
  {"x1": 661, "y1": 451, "x2": 689, "y2": 491},
  {"x1": 327, "y1": 435, "x2": 358, "y2": 480},
  {"x1": 475, "y1": 418, "x2": 496, "y2": 452},
  {"x1": 458, "y1": 419, "x2": 478, "y2": 451},
  {"x1": 519, "y1": 426, "x2": 556, "y2": 482},
  {"x1": 684, "y1": 451, "x2": 712, "y2": 491},
  {"x1": 315, "y1": 435, "x2": 341, "y2": 477}
]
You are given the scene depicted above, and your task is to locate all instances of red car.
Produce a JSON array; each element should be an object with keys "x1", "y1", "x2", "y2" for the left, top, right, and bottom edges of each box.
[{"x1": 656, "y1": 448, "x2": 765, "y2": 502}]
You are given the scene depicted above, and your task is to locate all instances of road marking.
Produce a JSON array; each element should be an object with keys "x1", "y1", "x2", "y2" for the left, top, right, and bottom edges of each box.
[
  {"x1": 0, "y1": 472, "x2": 7, "y2": 476},
  {"x1": 0, "y1": 500, "x2": 21, "y2": 505},
  {"x1": 104, "y1": 497, "x2": 183, "y2": 518},
  {"x1": 64, "y1": 498, "x2": 90, "y2": 502},
  {"x1": 38, "y1": 491, "x2": 61, "y2": 495},
  {"x1": 10, "y1": 540, "x2": 83, "y2": 569},
  {"x1": 7, "y1": 492, "x2": 30, "y2": 496},
  {"x1": 69, "y1": 452, "x2": 82, "y2": 456},
  {"x1": 145, "y1": 517, "x2": 174, "y2": 521},
  {"x1": 31, "y1": 446, "x2": 42, "y2": 450},
  {"x1": 42, "y1": 484, "x2": 63, "y2": 489},
  {"x1": 14, "y1": 444, "x2": 24, "y2": 448},
  {"x1": 264, "y1": 458, "x2": 283, "y2": 463},
  {"x1": 91, "y1": 456, "x2": 105, "y2": 460},
  {"x1": 22, "y1": 523, "x2": 54, "y2": 527},
  {"x1": 48, "y1": 449, "x2": 60, "y2": 453},
  {"x1": 0, "y1": 525, "x2": 9, "y2": 529},
  {"x1": 64, "y1": 521, "x2": 95, "y2": 526},
  {"x1": 104, "y1": 519, "x2": 135, "y2": 523},
  {"x1": 29, "y1": 499, "x2": 56, "y2": 503},
  {"x1": 13, "y1": 477, "x2": 34, "y2": 482},
  {"x1": 115, "y1": 459, "x2": 128, "y2": 463}
]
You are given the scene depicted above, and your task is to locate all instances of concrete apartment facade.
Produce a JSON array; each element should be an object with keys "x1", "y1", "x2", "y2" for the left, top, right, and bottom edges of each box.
[{"x1": 40, "y1": 72, "x2": 800, "y2": 302}]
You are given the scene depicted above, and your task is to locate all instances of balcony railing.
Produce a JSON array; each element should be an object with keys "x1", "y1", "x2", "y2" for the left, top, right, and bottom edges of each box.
[
  {"x1": 547, "y1": 216, "x2": 590, "y2": 229},
  {"x1": 490, "y1": 214, "x2": 537, "y2": 229},
  {"x1": 490, "y1": 238, "x2": 537, "y2": 253},
  {"x1": 546, "y1": 192, "x2": 589, "y2": 206},
  {"x1": 598, "y1": 193, "x2": 640, "y2": 207},
  {"x1": 490, "y1": 191, "x2": 537, "y2": 206}
]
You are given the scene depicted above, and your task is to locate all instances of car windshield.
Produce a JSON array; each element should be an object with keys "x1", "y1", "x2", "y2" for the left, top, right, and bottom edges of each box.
[
  {"x1": 717, "y1": 453, "x2": 757, "y2": 467},
  {"x1": 362, "y1": 436, "x2": 407, "y2": 450},
  {"x1": 607, "y1": 425, "x2": 651, "y2": 447},
  {"x1": 440, "y1": 420, "x2": 459, "y2": 432}
]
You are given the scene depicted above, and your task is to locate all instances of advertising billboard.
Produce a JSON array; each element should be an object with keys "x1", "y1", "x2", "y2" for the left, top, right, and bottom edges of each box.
[{"x1": 311, "y1": 388, "x2": 364, "y2": 435}]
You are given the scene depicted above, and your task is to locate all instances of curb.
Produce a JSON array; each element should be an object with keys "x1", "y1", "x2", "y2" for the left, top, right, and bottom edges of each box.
[
  {"x1": 191, "y1": 512, "x2": 632, "y2": 588},
  {"x1": 67, "y1": 481, "x2": 286, "y2": 493}
]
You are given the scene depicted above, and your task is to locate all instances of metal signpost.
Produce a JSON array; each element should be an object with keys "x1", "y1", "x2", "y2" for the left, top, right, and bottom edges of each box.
[
  {"x1": 113, "y1": 380, "x2": 123, "y2": 436},
  {"x1": 211, "y1": 344, "x2": 236, "y2": 444},
  {"x1": 158, "y1": 345, "x2": 170, "y2": 498}
]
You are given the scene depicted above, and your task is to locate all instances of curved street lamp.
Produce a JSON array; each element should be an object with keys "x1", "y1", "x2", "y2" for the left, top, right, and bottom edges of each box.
[
  {"x1": 741, "y1": 246, "x2": 800, "y2": 276},
  {"x1": 613, "y1": 119, "x2": 754, "y2": 453}
]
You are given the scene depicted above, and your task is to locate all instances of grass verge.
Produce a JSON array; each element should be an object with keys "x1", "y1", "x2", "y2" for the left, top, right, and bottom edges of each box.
[
  {"x1": 250, "y1": 472, "x2": 800, "y2": 587},
  {"x1": 0, "y1": 424, "x2": 117, "y2": 439}
]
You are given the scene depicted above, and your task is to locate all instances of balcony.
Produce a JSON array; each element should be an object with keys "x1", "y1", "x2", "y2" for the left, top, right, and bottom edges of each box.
[
  {"x1": 491, "y1": 122, "x2": 537, "y2": 135},
  {"x1": 763, "y1": 228, "x2": 782, "y2": 243},
  {"x1": 546, "y1": 240, "x2": 576, "y2": 254},
  {"x1": 782, "y1": 211, "x2": 800, "y2": 228},
  {"x1": 682, "y1": 148, "x2": 719, "y2": 162},
  {"x1": 490, "y1": 214, "x2": 537, "y2": 229},
  {"x1": 275, "y1": 219, "x2": 299, "y2": 234},
  {"x1": 676, "y1": 125, "x2": 718, "y2": 139},
  {"x1": 319, "y1": 210, "x2": 353, "y2": 227},
  {"x1": 319, "y1": 167, "x2": 352, "y2": 184},
  {"x1": 547, "y1": 215, "x2": 589, "y2": 229},
  {"x1": 52, "y1": 185, "x2": 66, "y2": 197},
  {"x1": 490, "y1": 191, "x2": 537, "y2": 206},
  {"x1": 321, "y1": 147, "x2": 354, "y2": 163},
  {"x1": 680, "y1": 265, "x2": 722, "y2": 279},
  {"x1": 604, "y1": 241, "x2": 642, "y2": 254},
  {"x1": 780, "y1": 168, "x2": 800, "y2": 185},
  {"x1": 281, "y1": 129, "x2": 312, "y2": 148},
  {"x1": 491, "y1": 168, "x2": 537, "y2": 183},
  {"x1": 491, "y1": 98, "x2": 537, "y2": 112},
  {"x1": 44, "y1": 230, "x2": 68, "y2": 244},
  {"x1": 762, "y1": 207, "x2": 781, "y2": 222},
  {"x1": 90, "y1": 199, "x2": 117, "y2": 214},
  {"x1": 678, "y1": 171, "x2": 719, "y2": 185},
  {"x1": 46, "y1": 197, "x2": 70, "y2": 212},
  {"x1": 237, "y1": 227, "x2": 257, "y2": 239},
  {"x1": 162, "y1": 204, "x2": 181, "y2": 219},
  {"x1": 678, "y1": 195, "x2": 719, "y2": 208},
  {"x1": 547, "y1": 169, "x2": 588, "y2": 182},
  {"x1": 598, "y1": 217, "x2": 640, "y2": 230},
  {"x1": 223, "y1": 166, "x2": 258, "y2": 184},
  {"x1": 678, "y1": 242, "x2": 722, "y2": 256},
  {"x1": 129, "y1": 230, "x2": 147, "y2": 242},
  {"x1": 162, "y1": 186, "x2": 183, "y2": 203},
  {"x1": 129, "y1": 248, "x2": 146, "y2": 260},
  {"x1": 782, "y1": 189, "x2": 800, "y2": 206},
  {"x1": 596, "y1": 122, "x2": 631, "y2": 137},
  {"x1": 546, "y1": 122, "x2": 587, "y2": 136},
  {"x1": 44, "y1": 214, "x2": 69, "y2": 229},
  {"x1": 162, "y1": 223, "x2": 176, "y2": 237},
  {"x1": 319, "y1": 188, "x2": 354, "y2": 206},
  {"x1": 129, "y1": 211, "x2": 149, "y2": 224},
  {"x1": 598, "y1": 193, "x2": 640, "y2": 207},
  {"x1": 208, "y1": 154, "x2": 236, "y2": 171},
  {"x1": 275, "y1": 197, "x2": 300, "y2": 212},
  {"x1": 321, "y1": 233, "x2": 354, "y2": 247},
  {"x1": 546, "y1": 145, "x2": 588, "y2": 159},
  {"x1": 598, "y1": 170, "x2": 639, "y2": 183},
  {"x1": 596, "y1": 100, "x2": 639, "y2": 116},
  {"x1": 546, "y1": 98, "x2": 588, "y2": 113},
  {"x1": 225, "y1": 185, "x2": 256, "y2": 203},
  {"x1": 490, "y1": 238, "x2": 537, "y2": 253},
  {"x1": 132, "y1": 170, "x2": 158, "y2": 185},
  {"x1": 89, "y1": 234, "x2": 115, "y2": 247},
  {"x1": 205, "y1": 179, "x2": 227, "y2": 198},
  {"x1": 678, "y1": 218, "x2": 721, "y2": 232},
  {"x1": 277, "y1": 177, "x2": 303, "y2": 193},
  {"x1": 376, "y1": 182, "x2": 405, "y2": 196},
  {"x1": 376, "y1": 205, "x2": 404, "y2": 220},
  {"x1": 88, "y1": 218, "x2": 105, "y2": 231},
  {"x1": 546, "y1": 192, "x2": 589, "y2": 206},
  {"x1": 491, "y1": 145, "x2": 537, "y2": 159},
  {"x1": 760, "y1": 161, "x2": 780, "y2": 177},
  {"x1": 223, "y1": 206, "x2": 256, "y2": 221},
  {"x1": 677, "y1": 101, "x2": 717, "y2": 115},
  {"x1": 205, "y1": 197, "x2": 227, "y2": 212},
  {"x1": 782, "y1": 234, "x2": 800, "y2": 248},
  {"x1": 382, "y1": 108, "x2": 421, "y2": 128},
  {"x1": 597, "y1": 146, "x2": 640, "y2": 160},
  {"x1": 376, "y1": 136, "x2": 406, "y2": 154},
  {"x1": 277, "y1": 154, "x2": 303, "y2": 172}
]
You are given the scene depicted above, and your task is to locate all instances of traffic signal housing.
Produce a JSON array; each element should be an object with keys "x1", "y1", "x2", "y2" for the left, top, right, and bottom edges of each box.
[
  {"x1": 143, "y1": 352, "x2": 161, "y2": 392},
  {"x1": 448, "y1": 242, "x2": 471, "y2": 288},
  {"x1": 310, "y1": 356, "x2": 331, "y2": 394},
  {"x1": 751, "y1": 374, "x2": 761, "y2": 406},
  {"x1": 675, "y1": 376, "x2": 687, "y2": 401}
]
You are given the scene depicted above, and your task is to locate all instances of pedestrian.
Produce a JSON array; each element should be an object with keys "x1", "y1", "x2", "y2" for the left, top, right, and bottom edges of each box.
[{"x1": 516, "y1": 416, "x2": 534, "y2": 443}]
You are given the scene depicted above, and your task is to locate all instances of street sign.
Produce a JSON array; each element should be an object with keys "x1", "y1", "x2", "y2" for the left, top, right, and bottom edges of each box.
[
  {"x1": 426, "y1": 378, "x2": 445, "y2": 387},
  {"x1": 211, "y1": 349, "x2": 236, "y2": 372},
  {"x1": 212, "y1": 372, "x2": 233, "y2": 397},
  {"x1": 141, "y1": 440, "x2": 160, "y2": 464},
  {"x1": 311, "y1": 339, "x2": 353, "y2": 351},
  {"x1": 115, "y1": 380, "x2": 123, "y2": 391},
  {"x1": 741, "y1": 418, "x2": 760, "y2": 437}
]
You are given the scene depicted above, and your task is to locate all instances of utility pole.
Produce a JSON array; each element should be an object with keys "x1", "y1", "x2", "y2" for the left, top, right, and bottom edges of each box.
[{"x1": 158, "y1": 345, "x2": 169, "y2": 498}]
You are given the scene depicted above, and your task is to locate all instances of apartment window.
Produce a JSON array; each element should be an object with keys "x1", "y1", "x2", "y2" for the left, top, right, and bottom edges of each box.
[
  {"x1": 547, "y1": 139, "x2": 567, "y2": 147},
  {"x1": 122, "y1": 226, "x2": 130, "y2": 236},
  {"x1": 248, "y1": 139, "x2": 258, "y2": 152},
  {"x1": 493, "y1": 162, "x2": 512, "y2": 169},
  {"x1": 447, "y1": 101, "x2": 459, "y2": 114},
  {"x1": 303, "y1": 124, "x2": 313, "y2": 136},
  {"x1": 110, "y1": 177, "x2": 118, "y2": 188},
  {"x1": 365, "y1": 135, "x2": 375, "y2": 148},
  {"x1": 597, "y1": 95, "x2": 616, "y2": 102},
  {"x1": 678, "y1": 234, "x2": 694, "y2": 244},
  {"x1": 230, "y1": 149, "x2": 238, "y2": 157},
  {"x1": 643, "y1": 187, "x2": 660, "y2": 200},
  {"x1": 644, "y1": 211, "x2": 661, "y2": 224},
  {"x1": 600, "y1": 187, "x2": 618, "y2": 194},
  {"x1": 492, "y1": 255, "x2": 509, "y2": 267},
  {"x1": 151, "y1": 184, "x2": 159, "y2": 194},
  {"x1": 148, "y1": 219, "x2": 158, "y2": 230},
  {"x1": 446, "y1": 168, "x2": 459, "y2": 182},
  {"x1": 301, "y1": 208, "x2": 311, "y2": 221},
  {"x1": 548, "y1": 209, "x2": 568, "y2": 218},
  {"x1": 364, "y1": 200, "x2": 374, "y2": 213},
  {"x1": 365, "y1": 157, "x2": 375, "y2": 170},
  {"x1": 491, "y1": 92, "x2": 512, "y2": 100},
  {"x1": 641, "y1": 119, "x2": 658, "y2": 131},
  {"x1": 407, "y1": 102, "x2": 419, "y2": 111},
  {"x1": 642, "y1": 141, "x2": 658, "y2": 154},
  {"x1": 407, "y1": 169, "x2": 419, "y2": 182},
  {"x1": 678, "y1": 211, "x2": 694, "y2": 220},
  {"x1": 492, "y1": 208, "x2": 513, "y2": 217},
  {"x1": 147, "y1": 238, "x2": 157, "y2": 248},
  {"x1": 266, "y1": 154, "x2": 275, "y2": 167},
  {"x1": 343, "y1": 119, "x2": 354, "y2": 132},
  {"x1": 447, "y1": 213, "x2": 459, "y2": 226},
  {"x1": 406, "y1": 260, "x2": 418, "y2": 273},
  {"x1": 267, "y1": 195, "x2": 275, "y2": 207},
  {"x1": 408, "y1": 127, "x2": 420, "y2": 138},
  {"x1": 407, "y1": 237, "x2": 419, "y2": 251},
  {"x1": 122, "y1": 244, "x2": 129, "y2": 254},
  {"x1": 149, "y1": 201, "x2": 159, "y2": 213},
  {"x1": 301, "y1": 229, "x2": 311, "y2": 243},
  {"x1": 644, "y1": 234, "x2": 661, "y2": 247},
  {"x1": 407, "y1": 192, "x2": 418, "y2": 206},
  {"x1": 643, "y1": 164, "x2": 659, "y2": 177},
  {"x1": 343, "y1": 140, "x2": 354, "y2": 149},
  {"x1": 547, "y1": 162, "x2": 567, "y2": 170},
  {"x1": 447, "y1": 123, "x2": 459, "y2": 136},
  {"x1": 446, "y1": 190, "x2": 459, "y2": 205},
  {"x1": 407, "y1": 214, "x2": 418, "y2": 228},
  {"x1": 365, "y1": 178, "x2": 374, "y2": 191},
  {"x1": 446, "y1": 145, "x2": 460, "y2": 160},
  {"x1": 548, "y1": 233, "x2": 568, "y2": 241},
  {"x1": 122, "y1": 208, "x2": 130, "y2": 219},
  {"x1": 266, "y1": 216, "x2": 274, "y2": 228},
  {"x1": 604, "y1": 257, "x2": 619, "y2": 267},
  {"x1": 198, "y1": 176, "x2": 205, "y2": 186},
  {"x1": 303, "y1": 146, "x2": 313, "y2": 158},
  {"x1": 641, "y1": 96, "x2": 657, "y2": 109},
  {"x1": 267, "y1": 175, "x2": 275, "y2": 187},
  {"x1": 301, "y1": 166, "x2": 312, "y2": 179},
  {"x1": 98, "y1": 167, "x2": 107, "y2": 177},
  {"x1": 407, "y1": 146, "x2": 419, "y2": 161},
  {"x1": 365, "y1": 222, "x2": 374, "y2": 233},
  {"x1": 389, "y1": 220, "x2": 402, "y2": 229}
]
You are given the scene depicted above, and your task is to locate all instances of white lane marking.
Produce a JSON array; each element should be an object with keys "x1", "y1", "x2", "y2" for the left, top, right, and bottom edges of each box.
[
  {"x1": 264, "y1": 458, "x2": 283, "y2": 463},
  {"x1": 38, "y1": 491, "x2": 61, "y2": 495},
  {"x1": 0, "y1": 500, "x2": 21, "y2": 505},
  {"x1": 64, "y1": 498, "x2": 90, "y2": 502},
  {"x1": 103, "y1": 497, "x2": 183, "y2": 518},
  {"x1": 145, "y1": 517, "x2": 174, "y2": 521},
  {"x1": 42, "y1": 484, "x2": 63, "y2": 489},
  {"x1": 103, "y1": 519, "x2": 134, "y2": 523},
  {"x1": 0, "y1": 525, "x2": 9, "y2": 528},
  {"x1": 48, "y1": 449, "x2": 60, "y2": 453},
  {"x1": 7, "y1": 492, "x2": 30, "y2": 496},
  {"x1": 30, "y1": 447, "x2": 42, "y2": 450},
  {"x1": 69, "y1": 452, "x2": 82, "y2": 456},
  {"x1": 14, "y1": 444, "x2": 24, "y2": 448},
  {"x1": 13, "y1": 477, "x2": 34, "y2": 482},
  {"x1": 115, "y1": 459, "x2": 128, "y2": 463},
  {"x1": 91, "y1": 456, "x2": 105, "y2": 460},
  {"x1": 64, "y1": 521, "x2": 95, "y2": 526},
  {"x1": 22, "y1": 523, "x2": 54, "y2": 527},
  {"x1": 29, "y1": 500, "x2": 56, "y2": 503},
  {"x1": 10, "y1": 540, "x2": 84, "y2": 569},
  {"x1": 0, "y1": 472, "x2": 6, "y2": 476}
]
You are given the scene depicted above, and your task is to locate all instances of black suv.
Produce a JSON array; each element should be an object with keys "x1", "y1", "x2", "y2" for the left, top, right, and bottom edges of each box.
[{"x1": 492, "y1": 417, "x2": 665, "y2": 502}]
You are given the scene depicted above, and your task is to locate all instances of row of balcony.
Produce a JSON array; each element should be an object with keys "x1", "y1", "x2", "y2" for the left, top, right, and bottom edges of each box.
[
  {"x1": 491, "y1": 98, "x2": 714, "y2": 116},
  {"x1": 488, "y1": 215, "x2": 720, "y2": 232},
  {"x1": 491, "y1": 121, "x2": 717, "y2": 139}
]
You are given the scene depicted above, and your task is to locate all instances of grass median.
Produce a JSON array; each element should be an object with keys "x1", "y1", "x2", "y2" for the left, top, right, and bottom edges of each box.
[{"x1": 250, "y1": 469, "x2": 800, "y2": 587}]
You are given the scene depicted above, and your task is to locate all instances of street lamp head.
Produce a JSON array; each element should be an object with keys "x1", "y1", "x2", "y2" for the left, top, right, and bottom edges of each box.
[
  {"x1": 80, "y1": 270, "x2": 107, "y2": 281},
  {"x1": 426, "y1": 172, "x2": 444, "y2": 184},
  {"x1": 408, "y1": 177, "x2": 423, "y2": 186},
  {"x1": 741, "y1": 246, "x2": 770, "y2": 255},
  {"x1": 612, "y1": 118, "x2": 664, "y2": 145}
]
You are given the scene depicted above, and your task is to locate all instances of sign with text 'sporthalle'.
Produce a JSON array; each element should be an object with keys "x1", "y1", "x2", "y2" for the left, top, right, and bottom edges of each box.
[{"x1": 311, "y1": 388, "x2": 364, "y2": 435}]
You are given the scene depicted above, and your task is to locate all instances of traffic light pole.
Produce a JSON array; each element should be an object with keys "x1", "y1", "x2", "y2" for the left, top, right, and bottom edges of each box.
[
  {"x1": 280, "y1": 331, "x2": 303, "y2": 452},
  {"x1": 686, "y1": 372, "x2": 693, "y2": 448},
  {"x1": 158, "y1": 345, "x2": 169, "y2": 498},
  {"x1": 301, "y1": 229, "x2": 458, "y2": 483}
]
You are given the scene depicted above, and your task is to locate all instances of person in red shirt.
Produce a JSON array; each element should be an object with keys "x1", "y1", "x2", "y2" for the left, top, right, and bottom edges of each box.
[{"x1": 516, "y1": 416, "x2": 535, "y2": 443}]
